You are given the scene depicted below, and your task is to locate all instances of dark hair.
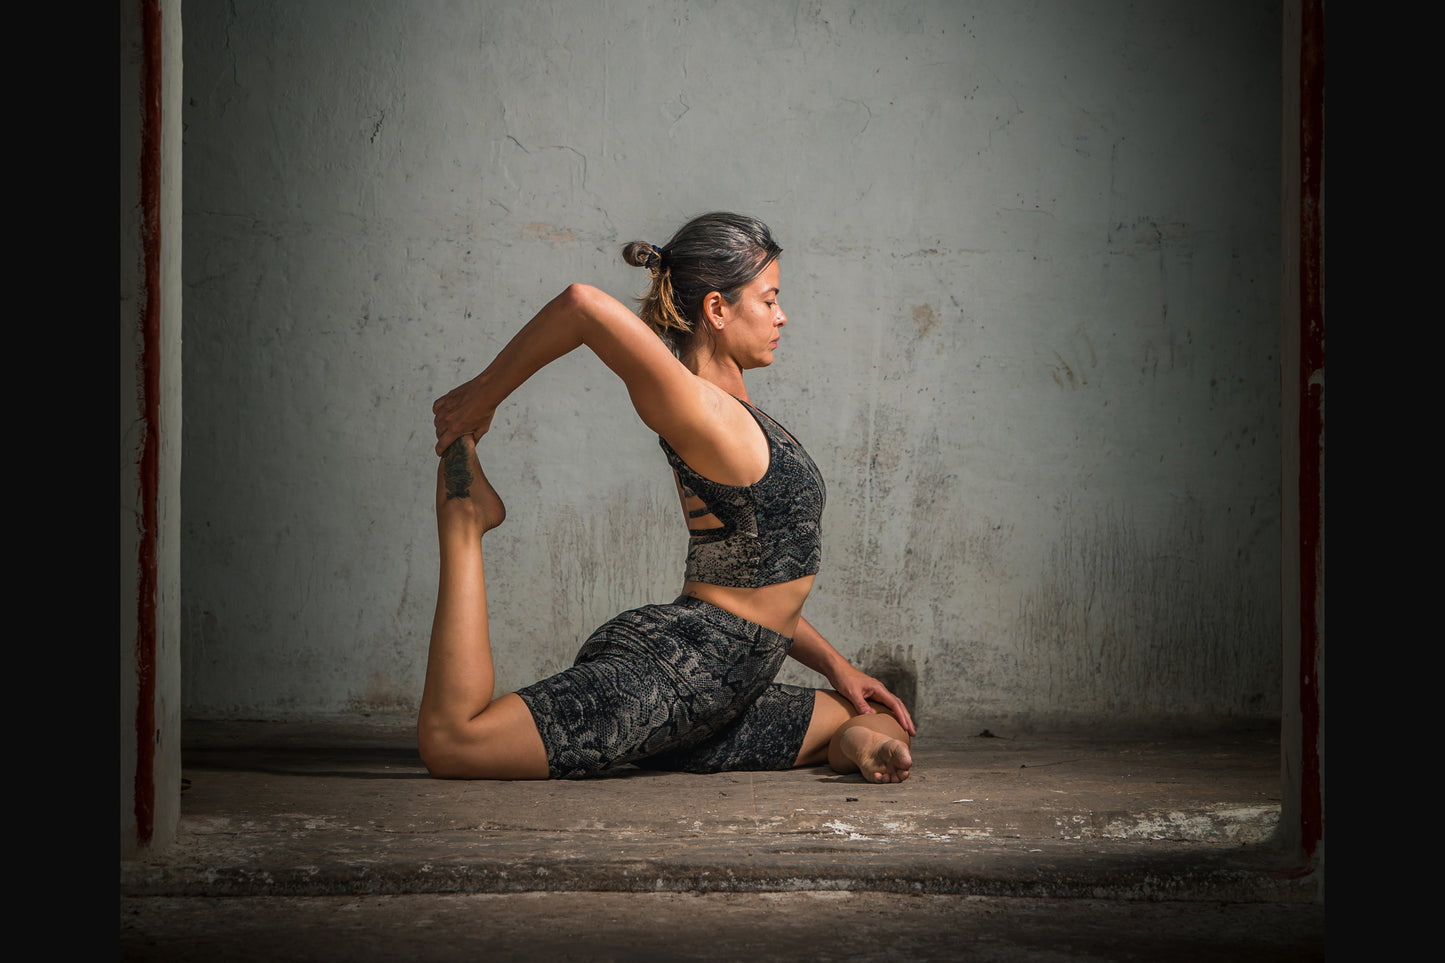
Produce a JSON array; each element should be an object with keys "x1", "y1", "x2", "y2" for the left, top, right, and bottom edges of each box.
[{"x1": 622, "y1": 212, "x2": 782, "y2": 356}]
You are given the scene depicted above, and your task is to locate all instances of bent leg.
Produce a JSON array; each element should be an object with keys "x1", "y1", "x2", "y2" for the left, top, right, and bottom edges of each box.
[
  {"x1": 416, "y1": 437, "x2": 549, "y2": 780},
  {"x1": 635, "y1": 682, "x2": 815, "y2": 774},
  {"x1": 795, "y1": 690, "x2": 913, "y2": 784}
]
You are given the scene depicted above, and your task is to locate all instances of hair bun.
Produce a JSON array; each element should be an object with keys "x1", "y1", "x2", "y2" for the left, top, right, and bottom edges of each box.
[{"x1": 622, "y1": 241, "x2": 662, "y2": 270}]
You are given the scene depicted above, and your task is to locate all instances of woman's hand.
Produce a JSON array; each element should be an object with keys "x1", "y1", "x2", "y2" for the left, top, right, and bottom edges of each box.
[
  {"x1": 825, "y1": 662, "x2": 917, "y2": 736},
  {"x1": 787, "y1": 617, "x2": 918, "y2": 736},
  {"x1": 433, "y1": 375, "x2": 497, "y2": 455},
  {"x1": 428, "y1": 284, "x2": 706, "y2": 459}
]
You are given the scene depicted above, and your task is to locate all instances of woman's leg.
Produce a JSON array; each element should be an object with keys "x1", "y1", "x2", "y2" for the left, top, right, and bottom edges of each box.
[
  {"x1": 416, "y1": 436, "x2": 550, "y2": 780},
  {"x1": 794, "y1": 690, "x2": 913, "y2": 784}
]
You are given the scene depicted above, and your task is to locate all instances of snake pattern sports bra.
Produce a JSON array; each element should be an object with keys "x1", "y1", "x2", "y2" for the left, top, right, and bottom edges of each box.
[{"x1": 658, "y1": 398, "x2": 825, "y2": 588}]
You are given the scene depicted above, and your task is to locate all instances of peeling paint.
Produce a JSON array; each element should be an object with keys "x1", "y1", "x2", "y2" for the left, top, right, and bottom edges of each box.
[
  {"x1": 517, "y1": 222, "x2": 579, "y2": 243},
  {"x1": 910, "y1": 304, "x2": 939, "y2": 339},
  {"x1": 1095, "y1": 806, "x2": 1278, "y2": 844}
]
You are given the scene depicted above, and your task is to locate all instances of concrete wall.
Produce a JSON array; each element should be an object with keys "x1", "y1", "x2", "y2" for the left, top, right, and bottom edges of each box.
[{"x1": 182, "y1": 0, "x2": 1282, "y2": 730}]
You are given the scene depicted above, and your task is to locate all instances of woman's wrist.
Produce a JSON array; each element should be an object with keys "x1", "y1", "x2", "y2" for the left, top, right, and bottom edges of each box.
[
  {"x1": 820, "y1": 652, "x2": 853, "y2": 687},
  {"x1": 470, "y1": 369, "x2": 509, "y2": 412}
]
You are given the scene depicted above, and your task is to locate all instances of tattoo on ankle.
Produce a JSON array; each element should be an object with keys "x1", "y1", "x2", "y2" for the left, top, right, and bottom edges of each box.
[{"x1": 442, "y1": 441, "x2": 472, "y2": 500}]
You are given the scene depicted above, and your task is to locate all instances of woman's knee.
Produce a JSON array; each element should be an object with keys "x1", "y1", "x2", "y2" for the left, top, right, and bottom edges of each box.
[
  {"x1": 416, "y1": 716, "x2": 475, "y2": 778},
  {"x1": 418, "y1": 695, "x2": 550, "y2": 780}
]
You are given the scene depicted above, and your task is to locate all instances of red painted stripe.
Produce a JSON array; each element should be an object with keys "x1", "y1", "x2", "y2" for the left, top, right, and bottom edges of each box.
[
  {"x1": 1296, "y1": 0, "x2": 1324, "y2": 860},
  {"x1": 134, "y1": 0, "x2": 163, "y2": 847}
]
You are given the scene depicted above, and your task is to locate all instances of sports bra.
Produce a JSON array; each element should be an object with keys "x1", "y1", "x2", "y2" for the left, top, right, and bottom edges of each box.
[{"x1": 658, "y1": 398, "x2": 826, "y2": 588}]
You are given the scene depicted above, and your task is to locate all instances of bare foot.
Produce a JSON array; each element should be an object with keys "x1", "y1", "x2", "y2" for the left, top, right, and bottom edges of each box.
[
  {"x1": 436, "y1": 436, "x2": 506, "y2": 536},
  {"x1": 839, "y1": 726, "x2": 913, "y2": 784}
]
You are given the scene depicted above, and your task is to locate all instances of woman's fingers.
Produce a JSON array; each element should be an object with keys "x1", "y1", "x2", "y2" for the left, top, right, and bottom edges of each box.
[
  {"x1": 870, "y1": 685, "x2": 917, "y2": 736},
  {"x1": 433, "y1": 388, "x2": 469, "y2": 452}
]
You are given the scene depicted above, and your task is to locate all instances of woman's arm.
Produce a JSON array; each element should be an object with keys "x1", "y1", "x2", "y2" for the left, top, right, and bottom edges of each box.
[
  {"x1": 789, "y1": 617, "x2": 917, "y2": 735},
  {"x1": 433, "y1": 284, "x2": 712, "y2": 455}
]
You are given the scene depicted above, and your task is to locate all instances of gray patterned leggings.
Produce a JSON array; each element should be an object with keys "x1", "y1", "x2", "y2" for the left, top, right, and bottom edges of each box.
[{"x1": 515, "y1": 596, "x2": 816, "y2": 779}]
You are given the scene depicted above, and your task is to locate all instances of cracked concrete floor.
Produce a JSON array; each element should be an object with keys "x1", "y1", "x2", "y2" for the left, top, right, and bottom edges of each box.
[{"x1": 120, "y1": 719, "x2": 1322, "y2": 960}]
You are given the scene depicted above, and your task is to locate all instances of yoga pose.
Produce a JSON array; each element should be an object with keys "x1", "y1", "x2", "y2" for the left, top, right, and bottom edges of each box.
[{"x1": 420, "y1": 213, "x2": 915, "y2": 783}]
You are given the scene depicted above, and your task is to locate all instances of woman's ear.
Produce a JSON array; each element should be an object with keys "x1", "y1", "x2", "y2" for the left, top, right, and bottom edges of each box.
[{"x1": 702, "y1": 291, "x2": 726, "y2": 330}]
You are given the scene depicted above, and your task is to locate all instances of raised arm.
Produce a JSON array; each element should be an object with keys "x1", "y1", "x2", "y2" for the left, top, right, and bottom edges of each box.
[
  {"x1": 788, "y1": 617, "x2": 917, "y2": 736},
  {"x1": 433, "y1": 284, "x2": 712, "y2": 455}
]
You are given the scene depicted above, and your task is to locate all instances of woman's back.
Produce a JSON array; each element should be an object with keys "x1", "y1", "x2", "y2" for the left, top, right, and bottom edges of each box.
[{"x1": 664, "y1": 396, "x2": 824, "y2": 637}]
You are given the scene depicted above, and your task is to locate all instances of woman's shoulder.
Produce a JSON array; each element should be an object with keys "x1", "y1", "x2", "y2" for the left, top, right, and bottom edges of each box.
[{"x1": 659, "y1": 382, "x2": 771, "y2": 487}]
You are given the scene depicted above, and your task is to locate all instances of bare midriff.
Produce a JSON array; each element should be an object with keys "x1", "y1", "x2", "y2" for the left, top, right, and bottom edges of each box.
[{"x1": 680, "y1": 575, "x2": 815, "y2": 638}]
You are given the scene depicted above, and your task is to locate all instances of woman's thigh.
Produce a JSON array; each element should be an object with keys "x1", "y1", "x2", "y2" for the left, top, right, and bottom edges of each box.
[
  {"x1": 635, "y1": 681, "x2": 816, "y2": 774},
  {"x1": 522, "y1": 599, "x2": 797, "y2": 778}
]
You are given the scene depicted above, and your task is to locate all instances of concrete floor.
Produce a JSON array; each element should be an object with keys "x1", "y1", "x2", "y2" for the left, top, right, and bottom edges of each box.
[{"x1": 120, "y1": 718, "x2": 1323, "y2": 961}]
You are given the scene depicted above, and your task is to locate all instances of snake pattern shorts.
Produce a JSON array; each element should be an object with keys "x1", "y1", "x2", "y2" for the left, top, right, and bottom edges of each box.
[{"x1": 515, "y1": 596, "x2": 816, "y2": 779}]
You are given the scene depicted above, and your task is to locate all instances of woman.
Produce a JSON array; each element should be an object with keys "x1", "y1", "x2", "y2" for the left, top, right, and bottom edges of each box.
[{"x1": 421, "y1": 212, "x2": 915, "y2": 783}]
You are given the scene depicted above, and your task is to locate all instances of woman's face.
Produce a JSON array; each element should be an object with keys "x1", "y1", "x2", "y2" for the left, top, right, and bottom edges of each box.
[{"x1": 717, "y1": 258, "x2": 786, "y2": 369}]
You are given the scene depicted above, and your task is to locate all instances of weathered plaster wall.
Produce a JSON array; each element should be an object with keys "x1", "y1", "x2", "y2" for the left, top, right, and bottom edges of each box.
[{"x1": 182, "y1": 0, "x2": 1282, "y2": 729}]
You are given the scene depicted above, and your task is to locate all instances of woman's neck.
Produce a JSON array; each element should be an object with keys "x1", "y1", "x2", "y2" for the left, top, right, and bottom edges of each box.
[{"x1": 687, "y1": 346, "x2": 749, "y2": 402}]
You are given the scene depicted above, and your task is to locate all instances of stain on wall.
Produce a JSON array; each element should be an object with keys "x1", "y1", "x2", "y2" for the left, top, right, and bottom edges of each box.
[{"x1": 854, "y1": 642, "x2": 920, "y2": 716}]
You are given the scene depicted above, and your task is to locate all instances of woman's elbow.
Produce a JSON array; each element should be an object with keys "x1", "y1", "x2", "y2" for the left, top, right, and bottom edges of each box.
[{"x1": 559, "y1": 282, "x2": 601, "y2": 311}]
